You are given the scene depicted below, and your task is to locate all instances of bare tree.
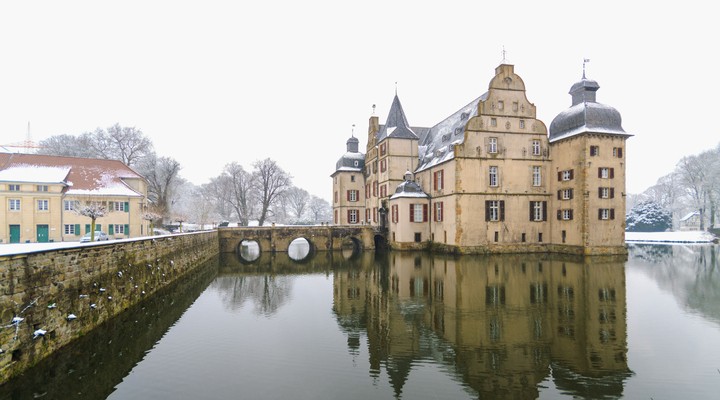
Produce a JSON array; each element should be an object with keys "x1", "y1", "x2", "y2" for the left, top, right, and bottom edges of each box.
[
  {"x1": 139, "y1": 155, "x2": 184, "y2": 221},
  {"x1": 223, "y1": 162, "x2": 257, "y2": 226},
  {"x1": 74, "y1": 201, "x2": 107, "y2": 241},
  {"x1": 37, "y1": 134, "x2": 94, "y2": 158},
  {"x1": 203, "y1": 176, "x2": 235, "y2": 223},
  {"x1": 285, "y1": 187, "x2": 309, "y2": 222},
  {"x1": 308, "y1": 195, "x2": 332, "y2": 224},
  {"x1": 252, "y1": 159, "x2": 291, "y2": 226}
]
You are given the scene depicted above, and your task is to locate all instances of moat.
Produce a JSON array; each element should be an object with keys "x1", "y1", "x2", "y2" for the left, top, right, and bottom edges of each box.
[{"x1": 1, "y1": 244, "x2": 719, "y2": 399}]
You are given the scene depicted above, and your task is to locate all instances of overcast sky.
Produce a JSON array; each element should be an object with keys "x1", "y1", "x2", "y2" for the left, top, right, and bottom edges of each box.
[{"x1": 1, "y1": 1, "x2": 718, "y2": 202}]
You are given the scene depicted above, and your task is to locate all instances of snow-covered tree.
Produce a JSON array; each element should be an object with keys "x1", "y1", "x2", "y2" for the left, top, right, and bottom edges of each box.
[
  {"x1": 308, "y1": 195, "x2": 332, "y2": 224},
  {"x1": 626, "y1": 201, "x2": 672, "y2": 232},
  {"x1": 74, "y1": 201, "x2": 108, "y2": 240},
  {"x1": 252, "y1": 158, "x2": 292, "y2": 226}
]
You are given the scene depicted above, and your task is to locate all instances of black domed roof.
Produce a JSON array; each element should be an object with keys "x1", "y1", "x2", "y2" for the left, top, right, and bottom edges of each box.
[{"x1": 549, "y1": 77, "x2": 629, "y2": 142}]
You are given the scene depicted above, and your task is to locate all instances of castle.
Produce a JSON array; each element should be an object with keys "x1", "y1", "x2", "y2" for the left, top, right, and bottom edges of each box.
[{"x1": 332, "y1": 63, "x2": 631, "y2": 255}]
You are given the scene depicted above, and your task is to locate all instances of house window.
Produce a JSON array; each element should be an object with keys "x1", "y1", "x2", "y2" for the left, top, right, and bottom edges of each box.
[
  {"x1": 489, "y1": 166, "x2": 499, "y2": 187},
  {"x1": 559, "y1": 189, "x2": 574, "y2": 200},
  {"x1": 64, "y1": 200, "x2": 78, "y2": 211},
  {"x1": 599, "y1": 187, "x2": 615, "y2": 199},
  {"x1": 497, "y1": 100, "x2": 504, "y2": 111},
  {"x1": 433, "y1": 170, "x2": 444, "y2": 191},
  {"x1": 410, "y1": 204, "x2": 427, "y2": 222},
  {"x1": 560, "y1": 169, "x2": 574, "y2": 181},
  {"x1": 365, "y1": 184, "x2": 370, "y2": 199},
  {"x1": 532, "y1": 140, "x2": 540, "y2": 155},
  {"x1": 380, "y1": 143, "x2": 387, "y2": 156},
  {"x1": 64, "y1": 224, "x2": 77, "y2": 235},
  {"x1": 9, "y1": 184, "x2": 20, "y2": 191},
  {"x1": 559, "y1": 209, "x2": 574, "y2": 220},
  {"x1": 113, "y1": 201, "x2": 126, "y2": 211},
  {"x1": 350, "y1": 175, "x2": 355, "y2": 182},
  {"x1": 373, "y1": 207, "x2": 378, "y2": 223},
  {"x1": 9, "y1": 199, "x2": 21, "y2": 211},
  {"x1": 532, "y1": 166, "x2": 542, "y2": 186},
  {"x1": 488, "y1": 137, "x2": 498, "y2": 153},
  {"x1": 530, "y1": 201, "x2": 546, "y2": 221},
  {"x1": 36, "y1": 185, "x2": 48, "y2": 192},
  {"x1": 380, "y1": 159, "x2": 387, "y2": 172},
  {"x1": 435, "y1": 202, "x2": 443, "y2": 222},
  {"x1": 391, "y1": 205, "x2": 398, "y2": 223},
  {"x1": 380, "y1": 185, "x2": 387, "y2": 198},
  {"x1": 538, "y1": 232, "x2": 543, "y2": 242},
  {"x1": 519, "y1": 119, "x2": 526, "y2": 129},
  {"x1": 348, "y1": 209, "x2": 359, "y2": 224},
  {"x1": 613, "y1": 147, "x2": 623, "y2": 158},
  {"x1": 599, "y1": 167, "x2": 614, "y2": 179},
  {"x1": 334, "y1": 191, "x2": 338, "y2": 203},
  {"x1": 490, "y1": 118, "x2": 497, "y2": 127},
  {"x1": 113, "y1": 224, "x2": 126, "y2": 235},
  {"x1": 373, "y1": 182, "x2": 378, "y2": 197},
  {"x1": 485, "y1": 200, "x2": 505, "y2": 221},
  {"x1": 366, "y1": 209, "x2": 371, "y2": 223},
  {"x1": 348, "y1": 190, "x2": 358, "y2": 202},
  {"x1": 37, "y1": 199, "x2": 49, "y2": 211},
  {"x1": 599, "y1": 208, "x2": 615, "y2": 220},
  {"x1": 414, "y1": 233, "x2": 422, "y2": 243},
  {"x1": 512, "y1": 101, "x2": 519, "y2": 111},
  {"x1": 590, "y1": 146, "x2": 600, "y2": 156}
]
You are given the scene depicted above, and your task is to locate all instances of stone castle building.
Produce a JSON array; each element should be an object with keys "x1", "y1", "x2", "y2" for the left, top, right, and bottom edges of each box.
[{"x1": 332, "y1": 63, "x2": 631, "y2": 255}]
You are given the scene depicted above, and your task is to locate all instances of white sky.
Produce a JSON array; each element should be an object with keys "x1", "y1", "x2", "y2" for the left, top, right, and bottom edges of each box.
[{"x1": 1, "y1": 1, "x2": 718, "y2": 202}]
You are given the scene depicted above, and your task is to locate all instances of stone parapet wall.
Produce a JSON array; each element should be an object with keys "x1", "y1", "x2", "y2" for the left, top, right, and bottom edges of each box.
[{"x1": 0, "y1": 231, "x2": 218, "y2": 383}]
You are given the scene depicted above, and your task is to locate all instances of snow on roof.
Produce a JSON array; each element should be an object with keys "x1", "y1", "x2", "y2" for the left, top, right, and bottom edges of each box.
[
  {"x1": 0, "y1": 165, "x2": 70, "y2": 183},
  {"x1": 679, "y1": 211, "x2": 700, "y2": 222}
]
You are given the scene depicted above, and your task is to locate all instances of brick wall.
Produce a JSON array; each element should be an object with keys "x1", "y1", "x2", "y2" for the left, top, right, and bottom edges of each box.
[{"x1": 0, "y1": 231, "x2": 218, "y2": 383}]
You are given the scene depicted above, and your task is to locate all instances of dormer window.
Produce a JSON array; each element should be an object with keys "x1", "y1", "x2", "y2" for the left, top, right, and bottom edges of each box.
[{"x1": 498, "y1": 101, "x2": 504, "y2": 111}]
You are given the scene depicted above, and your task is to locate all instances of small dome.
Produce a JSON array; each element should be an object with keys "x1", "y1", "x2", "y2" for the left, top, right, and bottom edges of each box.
[{"x1": 549, "y1": 77, "x2": 627, "y2": 142}]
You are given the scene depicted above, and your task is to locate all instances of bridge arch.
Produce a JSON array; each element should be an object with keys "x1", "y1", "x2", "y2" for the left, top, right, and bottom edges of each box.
[
  {"x1": 288, "y1": 237, "x2": 316, "y2": 263},
  {"x1": 237, "y1": 239, "x2": 262, "y2": 263}
]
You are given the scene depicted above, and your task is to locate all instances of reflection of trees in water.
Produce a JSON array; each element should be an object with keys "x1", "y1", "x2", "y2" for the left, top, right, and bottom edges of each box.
[
  {"x1": 211, "y1": 275, "x2": 293, "y2": 316},
  {"x1": 629, "y1": 244, "x2": 720, "y2": 324}
]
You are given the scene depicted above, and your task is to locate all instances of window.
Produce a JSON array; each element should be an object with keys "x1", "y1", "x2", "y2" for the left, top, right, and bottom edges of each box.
[
  {"x1": 485, "y1": 200, "x2": 505, "y2": 221},
  {"x1": 489, "y1": 166, "x2": 499, "y2": 187},
  {"x1": 488, "y1": 137, "x2": 498, "y2": 153},
  {"x1": 590, "y1": 146, "x2": 599, "y2": 156},
  {"x1": 366, "y1": 209, "x2": 371, "y2": 222},
  {"x1": 9, "y1": 199, "x2": 21, "y2": 211},
  {"x1": 113, "y1": 224, "x2": 126, "y2": 235},
  {"x1": 373, "y1": 207, "x2": 378, "y2": 223},
  {"x1": 365, "y1": 184, "x2": 370, "y2": 199},
  {"x1": 512, "y1": 101, "x2": 519, "y2": 111},
  {"x1": 9, "y1": 184, "x2": 20, "y2": 191},
  {"x1": 348, "y1": 190, "x2": 358, "y2": 202},
  {"x1": 530, "y1": 201, "x2": 547, "y2": 221},
  {"x1": 433, "y1": 170, "x2": 444, "y2": 191},
  {"x1": 348, "y1": 209, "x2": 359, "y2": 224},
  {"x1": 599, "y1": 167, "x2": 615, "y2": 179},
  {"x1": 532, "y1": 166, "x2": 542, "y2": 186},
  {"x1": 64, "y1": 224, "x2": 77, "y2": 235},
  {"x1": 599, "y1": 187, "x2": 615, "y2": 199},
  {"x1": 36, "y1": 185, "x2": 48, "y2": 192},
  {"x1": 559, "y1": 209, "x2": 574, "y2": 220},
  {"x1": 519, "y1": 119, "x2": 525, "y2": 129},
  {"x1": 113, "y1": 201, "x2": 128, "y2": 212},
  {"x1": 380, "y1": 143, "x2": 387, "y2": 156},
  {"x1": 373, "y1": 182, "x2": 378, "y2": 197},
  {"x1": 64, "y1": 200, "x2": 78, "y2": 211},
  {"x1": 380, "y1": 185, "x2": 387, "y2": 198},
  {"x1": 613, "y1": 147, "x2": 623, "y2": 158},
  {"x1": 490, "y1": 118, "x2": 497, "y2": 127},
  {"x1": 497, "y1": 100, "x2": 504, "y2": 111},
  {"x1": 435, "y1": 202, "x2": 443, "y2": 222},
  {"x1": 391, "y1": 205, "x2": 398, "y2": 223},
  {"x1": 559, "y1": 169, "x2": 574, "y2": 181},
  {"x1": 599, "y1": 208, "x2": 615, "y2": 220},
  {"x1": 559, "y1": 188, "x2": 574, "y2": 200},
  {"x1": 410, "y1": 204, "x2": 427, "y2": 222},
  {"x1": 350, "y1": 175, "x2": 355, "y2": 182},
  {"x1": 334, "y1": 191, "x2": 338, "y2": 203},
  {"x1": 532, "y1": 140, "x2": 540, "y2": 155},
  {"x1": 37, "y1": 199, "x2": 49, "y2": 211},
  {"x1": 380, "y1": 159, "x2": 387, "y2": 172}
]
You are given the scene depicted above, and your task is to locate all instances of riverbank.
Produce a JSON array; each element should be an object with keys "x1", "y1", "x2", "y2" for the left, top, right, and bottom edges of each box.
[{"x1": 625, "y1": 230, "x2": 718, "y2": 244}]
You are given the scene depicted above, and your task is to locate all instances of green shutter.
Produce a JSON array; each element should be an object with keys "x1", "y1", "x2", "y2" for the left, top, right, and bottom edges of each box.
[
  {"x1": 85, "y1": 224, "x2": 91, "y2": 233},
  {"x1": 124, "y1": 202, "x2": 129, "y2": 212},
  {"x1": 96, "y1": 224, "x2": 102, "y2": 232},
  {"x1": 75, "y1": 224, "x2": 81, "y2": 236},
  {"x1": 109, "y1": 224, "x2": 114, "y2": 235},
  {"x1": 124, "y1": 224, "x2": 130, "y2": 236}
]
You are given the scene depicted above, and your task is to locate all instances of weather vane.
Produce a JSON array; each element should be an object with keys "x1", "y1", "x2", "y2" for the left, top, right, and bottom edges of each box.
[
  {"x1": 351, "y1": 124, "x2": 355, "y2": 137},
  {"x1": 583, "y1": 58, "x2": 590, "y2": 79},
  {"x1": 501, "y1": 46, "x2": 508, "y2": 63}
]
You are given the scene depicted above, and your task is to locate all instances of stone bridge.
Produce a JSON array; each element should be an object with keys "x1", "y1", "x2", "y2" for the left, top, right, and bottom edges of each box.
[{"x1": 217, "y1": 225, "x2": 384, "y2": 255}]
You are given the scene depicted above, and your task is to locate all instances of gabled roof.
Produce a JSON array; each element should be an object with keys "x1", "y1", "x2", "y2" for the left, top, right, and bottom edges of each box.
[{"x1": 0, "y1": 152, "x2": 145, "y2": 197}]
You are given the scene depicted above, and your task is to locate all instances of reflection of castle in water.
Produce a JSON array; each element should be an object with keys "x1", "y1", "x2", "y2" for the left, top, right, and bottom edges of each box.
[{"x1": 333, "y1": 253, "x2": 631, "y2": 399}]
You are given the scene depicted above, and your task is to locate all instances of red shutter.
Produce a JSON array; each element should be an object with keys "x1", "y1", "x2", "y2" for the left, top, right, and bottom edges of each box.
[
  {"x1": 346, "y1": 190, "x2": 350, "y2": 201},
  {"x1": 409, "y1": 204, "x2": 414, "y2": 222},
  {"x1": 610, "y1": 188, "x2": 615, "y2": 198},
  {"x1": 423, "y1": 204, "x2": 428, "y2": 222},
  {"x1": 598, "y1": 209, "x2": 603, "y2": 220},
  {"x1": 610, "y1": 168, "x2": 615, "y2": 179},
  {"x1": 558, "y1": 171, "x2": 562, "y2": 181},
  {"x1": 598, "y1": 168, "x2": 602, "y2": 178},
  {"x1": 610, "y1": 209, "x2": 615, "y2": 220},
  {"x1": 542, "y1": 201, "x2": 547, "y2": 221},
  {"x1": 347, "y1": 210, "x2": 351, "y2": 223},
  {"x1": 618, "y1": 148, "x2": 623, "y2": 158},
  {"x1": 569, "y1": 189, "x2": 574, "y2": 199},
  {"x1": 529, "y1": 202, "x2": 534, "y2": 221},
  {"x1": 500, "y1": 201, "x2": 505, "y2": 221},
  {"x1": 569, "y1": 209, "x2": 574, "y2": 220},
  {"x1": 557, "y1": 210, "x2": 562, "y2": 220},
  {"x1": 485, "y1": 201, "x2": 490, "y2": 221},
  {"x1": 569, "y1": 169, "x2": 574, "y2": 179},
  {"x1": 433, "y1": 172, "x2": 437, "y2": 191},
  {"x1": 598, "y1": 187, "x2": 603, "y2": 198},
  {"x1": 557, "y1": 190, "x2": 561, "y2": 200}
]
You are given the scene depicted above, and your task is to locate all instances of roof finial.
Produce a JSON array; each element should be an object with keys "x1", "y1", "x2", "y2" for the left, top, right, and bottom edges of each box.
[
  {"x1": 501, "y1": 45, "x2": 508, "y2": 63},
  {"x1": 583, "y1": 58, "x2": 590, "y2": 79},
  {"x1": 351, "y1": 124, "x2": 355, "y2": 138},
  {"x1": 372, "y1": 104, "x2": 376, "y2": 115},
  {"x1": 395, "y1": 81, "x2": 398, "y2": 96}
]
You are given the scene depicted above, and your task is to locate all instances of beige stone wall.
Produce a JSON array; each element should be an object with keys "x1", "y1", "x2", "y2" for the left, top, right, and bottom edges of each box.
[
  {"x1": 331, "y1": 171, "x2": 364, "y2": 225},
  {"x1": 0, "y1": 231, "x2": 218, "y2": 383}
]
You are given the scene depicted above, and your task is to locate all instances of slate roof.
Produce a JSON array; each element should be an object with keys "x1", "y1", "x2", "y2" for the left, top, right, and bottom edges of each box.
[
  {"x1": 0, "y1": 152, "x2": 145, "y2": 197},
  {"x1": 549, "y1": 77, "x2": 631, "y2": 142},
  {"x1": 416, "y1": 94, "x2": 485, "y2": 172},
  {"x1": 375, "y1": 95, "x2": 420, "y2": 142},
  {"x1": 334, "y1": 136, "x2": 365, "y2": 172}
]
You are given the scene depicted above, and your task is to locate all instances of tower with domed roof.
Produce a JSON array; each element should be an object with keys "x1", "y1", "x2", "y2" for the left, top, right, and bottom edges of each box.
[{"x1": 331, "y1": 131, "x2": 365, "y2": 225}]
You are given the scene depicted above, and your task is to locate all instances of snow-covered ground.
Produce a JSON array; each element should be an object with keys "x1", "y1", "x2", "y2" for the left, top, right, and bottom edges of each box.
[
  {"x1": 625, "y1": 230, "x2": 718, "y2": 244},
  {"x1": 0, "y1": 233, "x2": 178, "y2": 256}
]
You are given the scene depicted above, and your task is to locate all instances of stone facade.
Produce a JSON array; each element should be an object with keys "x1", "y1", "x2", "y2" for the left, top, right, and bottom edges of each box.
[
  {"x1": 0, "y1": 231, "x2": 218, "y2": 383},
  {"x1": 332, "y1": 63, "x2": 632, "y2": 255}
]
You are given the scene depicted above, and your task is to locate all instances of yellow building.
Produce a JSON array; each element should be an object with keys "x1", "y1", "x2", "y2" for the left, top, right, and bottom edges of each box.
[
  {"x1": 0, "y1": 153, "x2": 150, "y2": 243},
  {"x1": 332, "y1": 63, "x2": 632, "y2": 255}
]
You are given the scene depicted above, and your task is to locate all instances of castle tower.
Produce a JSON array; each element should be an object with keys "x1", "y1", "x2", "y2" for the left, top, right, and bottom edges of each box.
[
  {"x1": 331, "y1": 133, "x2": 365, "y2": 224},
  {"x1": 548, "y1": 71, "x2": 632, "y2": 254}
]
